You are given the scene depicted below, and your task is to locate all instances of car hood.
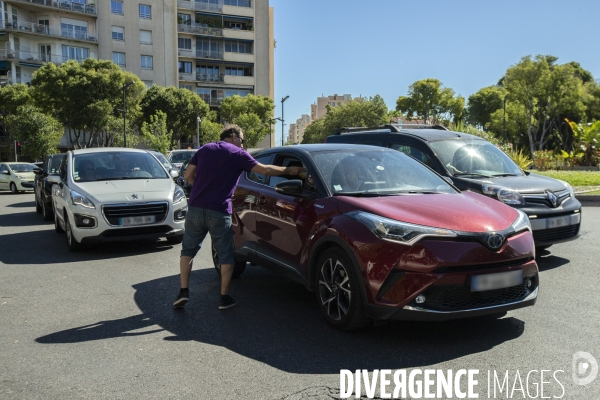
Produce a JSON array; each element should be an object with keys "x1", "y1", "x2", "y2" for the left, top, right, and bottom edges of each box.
[
  {"x1": 74, "y1": 179, "x2": 173, "y2": 203},
  {"x1": 336, "y1": 191, "x2": 518, "y2": 232},
  {"x1": 456, "y1": 173, "x2": 566, "y2": 193}
]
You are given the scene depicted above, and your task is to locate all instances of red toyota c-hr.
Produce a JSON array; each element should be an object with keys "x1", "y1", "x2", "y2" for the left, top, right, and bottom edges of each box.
[{"x1": 212, "y1": 144, "x2": 538, "y2": 330}]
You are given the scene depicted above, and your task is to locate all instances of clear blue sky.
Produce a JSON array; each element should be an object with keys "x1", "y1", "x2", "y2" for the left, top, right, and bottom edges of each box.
[{"x1": 270, "y1": 0, "x2": 600, "y2": 144}]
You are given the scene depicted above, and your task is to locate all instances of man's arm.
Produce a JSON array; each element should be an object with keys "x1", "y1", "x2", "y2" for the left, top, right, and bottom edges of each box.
[
  {"x1": 184, "y1": 164, "x2": 197, "y2": 185},
  {"x1": 251, "y1": 163, "x2": 305, "y2": 176}
]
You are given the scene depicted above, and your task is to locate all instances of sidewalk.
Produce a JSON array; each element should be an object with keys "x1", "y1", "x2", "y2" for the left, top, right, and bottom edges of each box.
[{"x1": 574, "y1": 186, "x2": 600, "y2": 206}]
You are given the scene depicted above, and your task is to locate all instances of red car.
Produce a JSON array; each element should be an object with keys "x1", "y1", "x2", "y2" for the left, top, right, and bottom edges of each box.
[{"x1": 212, "y1": 144, "x2": 538, "y2": 330}]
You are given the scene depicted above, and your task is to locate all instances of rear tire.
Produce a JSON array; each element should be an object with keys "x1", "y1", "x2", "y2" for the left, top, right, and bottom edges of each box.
[
  {"x1": 314, "y1": 247, "x2": 370, "y2": 331},
  {"x1": 212, "y1": 243, "x2": 246, "y2": 279},
  {"x1": 35, "y1": 194, "x2": 42, "y2": 213}
]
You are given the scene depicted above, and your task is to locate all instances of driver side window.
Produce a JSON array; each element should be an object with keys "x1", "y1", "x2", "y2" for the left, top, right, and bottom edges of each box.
[{"x1": 268, "y1": 157, "x2": 306, "y2": 189}]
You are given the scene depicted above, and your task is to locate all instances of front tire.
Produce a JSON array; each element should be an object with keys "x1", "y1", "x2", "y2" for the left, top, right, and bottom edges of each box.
[
  {"x1": 212, "y1": 243, "x2": 246, "y2": 279},
  {"x1": 10, "y1": 182, "x2": 18, "y2": 194},
  {"x1": 42, "y1": 197, "x2": 54, "y2": 221},
  {"x1": 65, "y1": 215, "x2": 84, "y2": 252},
  {"x1": 54, "y1": 207, "x2": 64, "y2": 233},
  {"x1": 314, "y1": 247, "x2": 370, "y2": 330}
]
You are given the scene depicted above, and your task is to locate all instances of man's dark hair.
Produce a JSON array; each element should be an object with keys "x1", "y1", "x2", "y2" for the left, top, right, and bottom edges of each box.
[{"x1": 220, "y1": 125, "x2": 242, "y2": 141}]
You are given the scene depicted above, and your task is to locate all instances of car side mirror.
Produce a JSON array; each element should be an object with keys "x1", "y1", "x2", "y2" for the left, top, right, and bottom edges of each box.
[
  {"x1": 169, "y1": 169, "x2": 179, "y2": 179},
  {"x1": 33, "y1": 167, "x2": 43, "y2": 174},
  {"x1": 1, "y1": 170, "x2": 9, "y2": 175},
  {"x1": 47, "y1": 175, "x2": 61, "y2": 184},
  {"x1": 275, "y1": 179, "x2": 305, "y2": 197}
]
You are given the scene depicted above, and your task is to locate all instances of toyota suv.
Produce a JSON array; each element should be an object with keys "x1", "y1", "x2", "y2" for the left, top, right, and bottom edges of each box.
[
  {"x1": 325, "y1": 125, "x2": 581, "y2": 250},
  {"x1": 49, "y1": 148, "x2": 187, "y2": 251}
]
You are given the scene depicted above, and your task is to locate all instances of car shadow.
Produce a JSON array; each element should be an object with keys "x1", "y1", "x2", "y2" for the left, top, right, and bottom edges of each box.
[
  {"x1": 36, "y1": 267, "x2": 527, "y2": 374},
  {"x1": 535, "y1": 250, "x2": 570, "y2": 272},
  {"x1": 5, "y1": 200, "x2": 36, "y2": 208},
  {"x1": 0, "y1": 210, "x2": 48, "y2": 227}
]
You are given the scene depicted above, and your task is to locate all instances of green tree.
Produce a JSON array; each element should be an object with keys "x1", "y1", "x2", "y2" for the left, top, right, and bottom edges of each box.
[
  {"x1": 396, "y1": 78, "x2": 464, "y2": 125},
  {"x1": 466, "y1": 86, "x2": 507, "y2": 130},
  {"x1": 302, "y1": 95, "x2": 389, "y2": 144},
  {"x1": 139, "y1": 86, "x2": 210, "y2": 148},
  {"x1": 9, "y1": 105, "x2": 63, "y2": 160},
  {"x1": 140, "y1": 111, "x2": 172, "y2": 154},
  {"x1": 0, "y1": 84, "x2": 32, "y2": 143},
  {"x1": 219, "y1": 94, "x2": 274, "y2": 148}
]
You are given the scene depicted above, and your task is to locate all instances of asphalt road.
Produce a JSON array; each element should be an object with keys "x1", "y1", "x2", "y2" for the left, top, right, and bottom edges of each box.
[{"x1": 0, "y1": 191, "x2": 598, "y2": 399}]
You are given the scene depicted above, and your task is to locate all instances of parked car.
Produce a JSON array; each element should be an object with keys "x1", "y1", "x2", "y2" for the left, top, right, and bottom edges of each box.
[
  {"x1": 48, "y1": 148, "x2": 187, "y2": 251},
  {"x1": 148, "y1": 150, "x2": 180, "y2": 178},
  {"x1": 34, "y1": 154, "x2": 64, "y2": 221},
  {"x1": 174, "y1": 159, "x2": 192, "y2": 197},
  {"x1": 325, "y1": 125, "x2": 581, "y2": 249},
  {"x1": 0, "y1": 162, "x2": 38, "y2": 193},
  {"x1": 167, "y1": 149, "x2": 197, "y2": 169},
  {"x1": 212, "y1": 144, "x2": 538, "y2": 330}
]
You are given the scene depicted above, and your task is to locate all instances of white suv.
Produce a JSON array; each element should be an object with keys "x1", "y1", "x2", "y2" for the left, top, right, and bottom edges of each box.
[{"x1": 49, "y1": 148, "x2": 187, "y2": 251}]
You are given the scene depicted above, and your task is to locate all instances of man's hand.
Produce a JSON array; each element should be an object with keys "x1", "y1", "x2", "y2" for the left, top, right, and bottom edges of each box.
[{"x1": 286, "y1": 166, "x2": 307, "y2": 176}]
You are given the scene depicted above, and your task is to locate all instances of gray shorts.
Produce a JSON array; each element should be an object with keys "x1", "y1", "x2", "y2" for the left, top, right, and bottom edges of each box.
[{"x1": 180, "y1": 206, "x2": 234, "y2": 265}]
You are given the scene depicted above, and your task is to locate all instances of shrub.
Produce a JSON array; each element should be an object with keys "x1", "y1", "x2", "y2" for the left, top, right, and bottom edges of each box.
[{"x1": 507, "y1": 148, "x2": 533, "y2": 170}]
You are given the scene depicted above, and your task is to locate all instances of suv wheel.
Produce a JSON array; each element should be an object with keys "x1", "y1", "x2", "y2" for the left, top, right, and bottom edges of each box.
[
  {"x1": 54, "y1": 207, "x2": 64, "y2": 233},
  {"x1": 212, "y1": 243, "x2": 246, "y2": 279},
  {"x1": 65, "y1": 215, "x2": 84, "y2": 252},
  {"x1": 314, "y1": 247, "x2": 370, "y2": 330}
]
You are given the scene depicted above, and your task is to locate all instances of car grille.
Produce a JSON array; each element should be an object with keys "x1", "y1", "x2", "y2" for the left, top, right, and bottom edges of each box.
[
  {"x1": 532, "y1": 224, "x2": 580, "y2": 243},
  {"x1": 418, "y1": 281, "x2": 534, "y2": 311},
  {"x1": 102, "y1": 202, "x2": 168, "y2": 226},
  {"x1": 432, "y1": 258, "x2": 533, "y2": 273},
  {"x1": 523, "y1": 189, "x2": 570, "y2": 207},
  {"x1": 102, "y1": 225, "x2": 172, "y2": 237}
]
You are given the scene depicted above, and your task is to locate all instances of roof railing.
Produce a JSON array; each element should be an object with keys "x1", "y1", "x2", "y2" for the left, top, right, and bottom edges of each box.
[{"x1": 333, "y1": 124, "x2": 448, "y2": 135}]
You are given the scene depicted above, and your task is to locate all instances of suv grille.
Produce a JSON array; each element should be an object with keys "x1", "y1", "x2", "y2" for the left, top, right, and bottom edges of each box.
[
  {"x1": 432, "y1": 258, "x2": 533, "y2": 273},
  {"x1": 418, "y1": 281, "x2": 534, "y2": 311},
  {"x1": 102, "y1": 202, "x2": 168, "y2": 226},
  {"x1": 532, "y1": 224, "x2": 579, "y2": 243},
  {"x1": 523, "y1": 189, "x2": 570, "y2": 207}
]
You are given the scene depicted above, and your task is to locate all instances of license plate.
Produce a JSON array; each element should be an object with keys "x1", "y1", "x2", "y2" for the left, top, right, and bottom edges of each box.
[
  {"x1": 547, "y1": 216, "x2": 569, "y2": 229},
  {"x1": 120, "y1": 215, "x2": 156, "y2": 226},
  {"x1": 471, "y1": 270, "x2": 523, "y2": 292}
]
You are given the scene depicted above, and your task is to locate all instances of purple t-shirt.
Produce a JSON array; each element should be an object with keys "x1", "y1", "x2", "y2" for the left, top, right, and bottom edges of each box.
[{"x1": 188, "y1": 141, "x2": 258, "y2": 214}]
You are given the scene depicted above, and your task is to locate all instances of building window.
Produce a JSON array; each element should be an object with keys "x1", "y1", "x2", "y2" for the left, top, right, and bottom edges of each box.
[
  {"x1": 61, "y1": 23, "x2": 88, "y2": 40},
  {"x1": 139, "y1": 4, "x2": 151, "y2": 19},
  {"x1": 112, "y1": 26, "x2": 124, "y2": 41},
  {"x1": 224, "y1": 40, "x2": 252, "y2": 54},
  {"x1": 225, "y1": 66, "x2": 251, "y2": 76},
  {"x1": 178, "y1": 61, "x2": 192, "y2": 74},
  {"x1": 225, "y1": 89, "x2": 251, "y2": 98},
  {"x1": 177, "y1": 13, "x2": 192, "y2": 25},
  {"x1": 142, "y1": 80, "x2": 153, "y2": 88},
  {"x1": 224, "y1": 0, "x2": 251, "y2": 7},
  {"x1": 62, "y1": 45, "x2": 89, "y2": 62},
  {"x1": 141, "y1": 55, "x2": 153, "y2": 70},
  {"x1": 180, "y1": 84, "x2": 193, "y2": 91},
  {"x1": 112, "y1": 52, "x2": 125, "y2": 67},
  {"x1": 140, "y1": 30, "x2": 152, "y2": 44},
  {"x1": 111, "y1": 0, "x2": 123, "y2": 15},
  {"x1": 178, "y1": 37, "x2": 192, "y2": 49}
]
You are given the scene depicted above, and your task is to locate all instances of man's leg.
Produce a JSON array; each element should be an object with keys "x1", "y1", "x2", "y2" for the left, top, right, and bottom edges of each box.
[
  {"x1": 220, "y1": 264, "x2": 234, "y2": 295},
  {"x1": 180, "y1": 256, "x2": 194, "y2": 289},
  {"x1": 205, "y1": 210, "x2": 237, "y2": 309},
  {"x1": 174, "y1": 207, "x2": 207, "y2": 307}
]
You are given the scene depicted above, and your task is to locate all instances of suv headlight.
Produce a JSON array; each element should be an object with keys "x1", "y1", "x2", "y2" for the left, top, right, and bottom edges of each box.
[
  {"x1": 173, "y1": 185, "x2": 185, "y2": 205},
  {"x1": 482, "y1": 185, "x2": 525, "y2": 205},
  {"x1": 556, "y1": 179, "x2": 574, "y2": 197},
  {"x1": 346, "y1": 210, "x2": 457, "y2": 245},
  {"x1": 70, "y1": 190, "x2": 95, "y2": 209},
  {"x1": 511, "y1": 209, "x2": 531, "y2": 233}
]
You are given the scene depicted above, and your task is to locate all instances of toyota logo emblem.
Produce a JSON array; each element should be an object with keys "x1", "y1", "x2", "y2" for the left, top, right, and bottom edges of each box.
[
  {"x1": 545, "y1": 190, "x2": 558, "y2": 207},
  {"x1": 487, "y1": 233, "x2": 504, "y2": 249}
]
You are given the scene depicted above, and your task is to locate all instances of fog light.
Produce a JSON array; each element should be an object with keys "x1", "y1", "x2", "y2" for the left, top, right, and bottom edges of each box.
[
  {"x1": 415, "y1": 294, "x2": 426, "y2": 304},
  {"x1": 82, "y1": 218, "x2": 91, "y2": 225},
  {"x1": 525, "y1": 278, "x2": 532, "y2": 288}
]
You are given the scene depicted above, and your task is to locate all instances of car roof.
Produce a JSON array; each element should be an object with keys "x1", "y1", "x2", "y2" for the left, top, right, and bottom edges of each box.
[
  {"x1": 332, "y1": 125, "x2": 484, "y2": 142},
  {"x1": 398, "y1": 128, "x2": 482, "y2": 141},
  {"x1": 251, "y1": 143, "x2": 397, "y2": 157},
  {"x1": 70, "y1": 147, "x2": 150, "y2": 155}
]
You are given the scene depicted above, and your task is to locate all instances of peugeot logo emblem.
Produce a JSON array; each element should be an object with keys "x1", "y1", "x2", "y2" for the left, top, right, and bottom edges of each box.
[
  {"x1": 131, "y1": 194, "x2": 138, "y2": 200},
  {"x1": 545, "y1": 190, "x2": 558, "y2": 207},
  {"x1": 487, "y1": 233, "x2": 504, "y2": 250}
]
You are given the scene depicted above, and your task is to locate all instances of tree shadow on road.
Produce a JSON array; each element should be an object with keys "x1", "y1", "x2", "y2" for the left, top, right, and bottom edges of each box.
[{"x1": 36, "y1": 267, "x2": 527, "y2": 374}]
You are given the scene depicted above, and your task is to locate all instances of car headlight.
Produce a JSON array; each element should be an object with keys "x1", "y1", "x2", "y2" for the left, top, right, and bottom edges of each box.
[
  {"x1": 70, "y1": 190, "x2": 95, "y2": 209},
  {"x1": 556, "y1": 179, "x2": 574, "y2": 197},
  {"x1": 16, "y1": 174, "x2": 26, "y2": 179},
  {"x1": 482, "y1": 185, "x2": 525, "y2": 205},
  {"x1": 173, "y1": 185, "x2": 185, "y2": 205},
  {"x1": 346, "y1": 210, "x2": 457, "y2": 245},
  {"x1": 511, "y1": 209, "x2": 531, "y2": 233}
]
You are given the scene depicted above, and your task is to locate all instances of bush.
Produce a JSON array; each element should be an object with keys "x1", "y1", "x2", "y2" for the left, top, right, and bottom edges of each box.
[
  {"x1": 533, "y1": 150, "x2": 559, "y2": 171},
  {"x1": 506, "y1": 148, "x2": 533, "y2": 170}
]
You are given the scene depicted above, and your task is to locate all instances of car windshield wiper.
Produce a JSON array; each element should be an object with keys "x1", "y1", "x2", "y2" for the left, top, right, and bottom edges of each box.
[
  {"x1": 489, "y1": 173, "x2": 519, "y2": 177},
  {"x1": 120, "y1": 176, "x2": 156, "y2": 179},
  {"x1": 333, "y1": 191, "x2": 388, "y2": 197},
  {"x1": 453, "y1": 173, "x2": 493, "y2": 178}
]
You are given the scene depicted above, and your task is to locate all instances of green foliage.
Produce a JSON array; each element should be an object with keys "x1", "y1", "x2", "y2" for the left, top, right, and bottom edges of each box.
[
  {"x1": 140, "y1": 111, "x2": 172, "y2": 154},
  {"x1": 532, "y1": 170, "x2": 600, "y2": 186},
  {"x1": 532, "y1": 150, "x2": 557, "y2": 171},
  {"x1": 566, "y1": 119, "x2": 600, "y2": 166},
  {"x1": 466, "y1": 86, "x2": 506, "y2": 130},
  {"x1": 139, "y1": 86, "x2": 210, "y2": 147},
  {"x1": 506, "y1": 148, "x2": 534, "y2": 170},
  {"x1": 396, "y1": 79, "x2": 465, "y2": 125},
  {"x1": 9, "y1": 105, "x2": 63, "y2": 160},
  {"x1": 219, "y1": 94, "x2": 274, "y2": 148},
  {"x1": 302, "y1": 95, "x2": 389, "y2": 144}
]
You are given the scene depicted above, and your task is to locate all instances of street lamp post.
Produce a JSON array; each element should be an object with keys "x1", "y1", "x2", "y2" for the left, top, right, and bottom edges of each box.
[
  {"x1": 122, "y1": 81, "x2": 135, "y2": 147},
  {"x1": 270, "y1": 117, "x2": 282, "y2": 147},
  {"x1": 196, "y1": 115, "x2": 201, "y2": 148},
  {"x1": 281, "y1": 95, "x2": 289, "y2": 147}
]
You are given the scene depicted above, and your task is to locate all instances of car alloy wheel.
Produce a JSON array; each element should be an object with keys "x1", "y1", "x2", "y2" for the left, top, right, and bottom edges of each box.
[
  {"x1": 211, "y1": 243, "x2": 246, "y2": 279},
  {"x1": 10, "y1": 182, "x2": 18, "y2": 194},
  {"x1": 315, "y1": 248, "x2": 370, "y2": 330},
  {"x1": 65, "y1": 215, "x2": 84, "y2": 252}
]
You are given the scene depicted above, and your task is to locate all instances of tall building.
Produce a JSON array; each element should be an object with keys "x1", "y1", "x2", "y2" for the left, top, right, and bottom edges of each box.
[
  {"x1": 0, "y1": 0, "x2": 275, "y2": 155},
  {"x1": 311, "y1": 94, "x2": 352, "y2": 121},
  {"x1": 288, "y1": 113, "x2": 310, "y2": 144}
]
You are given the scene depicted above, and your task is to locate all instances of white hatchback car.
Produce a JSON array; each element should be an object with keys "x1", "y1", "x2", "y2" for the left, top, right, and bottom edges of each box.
[{"x1": 49, "y1": 148, "x2": 187, "y2": 251}]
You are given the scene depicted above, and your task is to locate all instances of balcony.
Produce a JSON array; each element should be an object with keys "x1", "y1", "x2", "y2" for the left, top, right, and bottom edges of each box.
[
  {"x1": 222, "y1": 28, "x2": 253, "y2": 40},
  {"x1": 0, "y1": 20, "x2": 98, "y2": 42},
  {"x1": 223, "y1": 74, "x2": 253, "y2": 86},
  {"x1": 178, "y1": 72, "x2": 195, "y2": 81},
  {"x1": 0, "y1": 48, "x2": 70, "y2": 65},
  {"x1": 177, "y1": 0, "x2": 222, "y2": 13},
  {"x1": 196, "y1": 50, "x2": 223, "y2": 60},
  {"x1": 6, "y1": 0, "x2": 97, "y2": 15},
  {"x1": 197, "y1": 73, "x2": 224, "y2": 83},
  {"x1": 223, "y1": 51, "x2": 253, "y2": 63},
  {"x1": 177, "y1": 24, "x2": 222, "y2": 37}
]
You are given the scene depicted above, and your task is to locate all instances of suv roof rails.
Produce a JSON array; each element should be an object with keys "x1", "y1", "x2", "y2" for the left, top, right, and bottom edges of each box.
[{"x1": 333, "y1": 124, "x2": 448, "y2": 135}]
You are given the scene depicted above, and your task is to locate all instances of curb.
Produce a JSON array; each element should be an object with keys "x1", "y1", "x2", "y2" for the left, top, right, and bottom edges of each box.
[{"x1": 575, "y1": 194, "x2": 600, "y2": 207}]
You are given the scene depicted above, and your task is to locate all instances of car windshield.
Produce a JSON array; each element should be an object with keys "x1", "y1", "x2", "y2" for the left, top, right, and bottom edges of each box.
[
  {"x1": 72, "y1": 151, "x2": 169, "y2": 182},
  {"x1": 10, "y1": 163, "x2": 35, "y2": 173},
  {"x1": 152, "y1": 152, "x2": 172, "y2": 169},
  {"x1": 312, "y1": 149, "x2": 457, "y2": 195},
  {"x1": 429, "y1": 139, "x2": 524, "y2": 177},
  {"x1": 168, "y1": 151, "x2": 196, "y2": 163}
]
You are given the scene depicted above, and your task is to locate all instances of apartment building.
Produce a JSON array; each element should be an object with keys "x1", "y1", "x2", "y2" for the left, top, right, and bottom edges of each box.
[
  {"x1": 310, "y1": 94, "x2": 352, "y2": 121},
  {"x1": 288, "y1": 113, "x2": 310, "y2": 144},
  {"x1": 0, "y1": 0, "x2": 275, "y2": 153}
]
